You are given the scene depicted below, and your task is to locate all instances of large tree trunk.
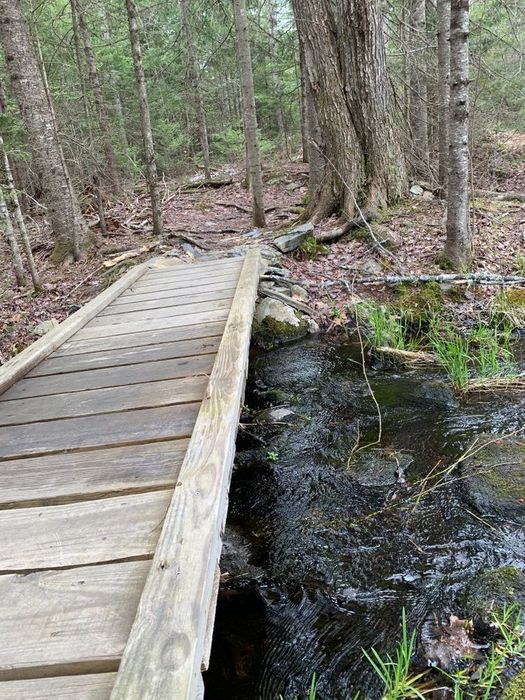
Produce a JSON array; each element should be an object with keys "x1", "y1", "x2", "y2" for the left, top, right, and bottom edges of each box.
[
  {"x1": 409, "y1": 0, "x2": 430, "y2": 177},
  {"x1": 179, "y1": 0, "x2": 211, "y2": 180},
  {"x1": 437, "y1": 0, "x2": 451, "y2": 194},
  {"x1": 0, "y1": 0, "x2": 90, "y2": 262},
  {"x1": 293, "y1": 0, "x2": 406, "y2": 221},
  {"x1": 76, "y1": 0, "x2": 121, "y2": 194},
  {"x1": 125, "y1": 0, "x2": 163, "y2": 238},
  {"x1": 232, "y1": 0, "x2": 266, "y2": 227},
  {"x1": 444, "y1": 0, "x2": 471, "y2": 269}
]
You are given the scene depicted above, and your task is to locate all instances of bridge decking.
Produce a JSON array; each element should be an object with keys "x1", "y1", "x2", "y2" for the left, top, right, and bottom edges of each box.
[{"x1": 0, "y1": 249, "x2": 261, "y2": 699}]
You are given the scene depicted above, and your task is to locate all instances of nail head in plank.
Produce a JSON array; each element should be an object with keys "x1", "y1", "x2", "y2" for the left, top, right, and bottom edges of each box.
[
  {"x1": 111, "y1": 249, "x2": 261, "y2": 699},
  {"x1": 0, "y1": 561, "x2": 149, "y2": 681},
  {"x1": 0, "y1": 403, "x2": 200, "y2": 460},
  {"x1": 0, "y1": 673, "x2": 116, "y2": 699},
  {"x1": 4, "y1": 354, "x2": 215, "y2": 400},
  {"x1": 0, "y1": 263, "x2": 150, "y2": 397},
  {"x1": 0, "y1": 490, "x2": 172, "y2": 571},
  {"x1": 0, "y1": 440, "x2": 188, "y2": 509}
]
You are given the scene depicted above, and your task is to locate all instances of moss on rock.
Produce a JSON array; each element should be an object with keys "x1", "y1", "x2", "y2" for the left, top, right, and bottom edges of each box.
[
  {"x1": 462, "y1": 566, "x2": 525, "y2": 624},
  {"x1": 502, "y1": 669, "x2": 525, "y2": 700}
]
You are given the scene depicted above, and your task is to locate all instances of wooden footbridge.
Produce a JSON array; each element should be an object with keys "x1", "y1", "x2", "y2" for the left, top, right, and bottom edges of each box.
[{"x1": 0, "y1": 250, "x2": 261, "y2": 699}]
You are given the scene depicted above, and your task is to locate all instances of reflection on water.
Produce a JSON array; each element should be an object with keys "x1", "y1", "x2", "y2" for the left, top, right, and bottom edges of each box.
[{"x1": 205, "y1": 338, "x2": 525, "y2": 700}]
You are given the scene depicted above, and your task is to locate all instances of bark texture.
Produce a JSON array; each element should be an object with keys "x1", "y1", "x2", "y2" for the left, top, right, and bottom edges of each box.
[
  {"x1": 293, "y1": 0, "x2": 406, "y2": 221},
  {"x1": 445, "y1": 0, "x2": 471, "y2": 269},
  {"x1": 76, "y1": 0, "x2": 121, "y2": 194},
  {"x1": 437, "y1": 0, "x2": 451, "y2": 193},
  {"x1": 232, "y1": 0, "x2": 266, "y2": 227},
  {"x1": 409, "y1": 0, "x2": 430, "y2": 176},
  {"x1": 0, "y1": 0, "x2": 90, "y2": 262},
  {"x1": 125, "y1": 0, "x2": 163, "y2": 238},
  {"x1": 180, "y1": 0, "x2": 211, "y2": 179},
  {"x1": 0, "y1": 184, "x2": 25, "y2": 286}
]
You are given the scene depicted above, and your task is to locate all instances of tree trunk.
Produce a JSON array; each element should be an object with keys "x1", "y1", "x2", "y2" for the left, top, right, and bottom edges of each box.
[
  {"x1": 409, "y1": 0, "x2": 430, "y2": 177},
  {"x1": 0, "y1": 0, "x2": 90, "y2": 262},
  {"x1": 293, "y1": 0, "x2": 406, "y2": 221},
  {"x1": 444, "y1": 0, "x2": 471, "y2": 269},
  {"x1": 437, "y1": 0, "x2": 451, "y2": 194},
  {"x1": 76, "y1": 0, "x2": 120, "y2": 194},
  {"x1": 179, "y1": 0, "x2": 211, "y2": 179},
  {"x1": 125, "y1": 0, "x2": 163, "y2": 238},
  {"x1": 267, "y1": 0, "x2": 288, "y2": 153},
  {"x1": 0, "y1": 184, "x2": 26, "y2": 287},
  {"x1": 0, "y1": 137, "x2": 41, "y2": 290},
  {"x1": 232, "y1": 0, "x2": 266, "y2": 227}
]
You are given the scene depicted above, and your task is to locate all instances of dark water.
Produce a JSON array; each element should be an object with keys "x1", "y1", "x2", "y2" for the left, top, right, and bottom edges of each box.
[{"x1": 204, "y1": 338, "x2": 525, "y2": 700}]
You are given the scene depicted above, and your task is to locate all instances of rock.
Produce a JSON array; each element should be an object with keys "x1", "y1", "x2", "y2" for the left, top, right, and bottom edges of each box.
[
  {"x1": 253, "y1": 298, "x2": 309, "y2": 347},
  {"x1": 410, "y1": 380, "x2": 459, "y2": 409},
  {"x1": 273, "y1": 222, "x2": 314, "y2": 253},
  {"x1": 290, "y1": 284, "x2": 309, "y2": 301},
  {"x1": 348, "y1": 448, "x2": 413, "y2": 487},
  {"x1": 34, "y1": 319, "x2": 59, "y2": 336},
  {"x1": 461, "y1": 435, "x2": 525, "y2": 524},
  {"x1": 307, "y1": 318, "x2": 320, "y2": 334},
  {"x1": 410, "y1": 184, "x2": 424, "y2": 196},
  {"x1": 461, "y1": 566, "x2": 525, "y2": 626},
  {"x1": 422, "y1": 190, "x2": 435, "y2": 201},
  {"x1": 256, "y1": 407, "x2": 296, "y2": 424},
  {"x1": 502, "y1": 669, "x2": 525, "y2": 700},
  {"x1": 361, "y1": 258, "x2": 383, "y2": 275},
  {"x1": 375, "y1": 224, "x2": 403, "y2": 251},
  {"x1": 220, "y1": 527, "x2": 263, "y2": 580},
  {"x1": 422, "y1": 615, "x2": 481, "y2": 671}
]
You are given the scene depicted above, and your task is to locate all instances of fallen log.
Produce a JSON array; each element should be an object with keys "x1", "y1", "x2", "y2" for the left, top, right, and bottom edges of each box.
[
  {"x1": 324, "y1": 273, "x2": 525, "y2": 287},
  {"x1": 258, "y1": 287, "x2": 315, "y2": 316},
  {"x1": 181, "y1": 178, "x2": 233, "y2": 191},
  {"x1": 102, "y1": 242, "x2": 159, "y2": 268},
  {"x1": 473, "y1": 189, "x2": 525, "y2": 203}
]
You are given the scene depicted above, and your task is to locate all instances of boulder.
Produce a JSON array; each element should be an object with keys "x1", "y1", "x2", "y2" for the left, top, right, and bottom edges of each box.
[
  {"x1": 461, "y1": 435, "x2": 525, "y2": 524},
  {"x1": 410, "y1": 184, "x2": 424, "y2": 196},
  {"x1": 34, "y1": 319, "x2": 59, "y2": 336},
  {"x1": 252, "y1": 297, "x2": 309, "y2": 347},
  {"x1": 290, "y1": 284, "x2": 309, "y2": 301},
  {"x1": 273, "y1": 223, "x2": 314, "y2": 253},
  {"x1": 376, "y1": 224, "x2": 403, "y2": 251}
]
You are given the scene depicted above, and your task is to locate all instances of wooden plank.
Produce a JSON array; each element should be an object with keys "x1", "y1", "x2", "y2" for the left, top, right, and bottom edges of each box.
[
  {"x1": 28, "y1": 337, "x2": 221, "y2": 377},
  {"x1": 76, "y1": 308, "x2": 229, "y2": 341},
  {"x1": 140, "y1": 260, "x2": 242, "y2": 282},
  {"x1": 111, "y1": 249, "x2": 261, "y2": 700},
  {"x1": 0, "y1": 490, "x2": 172, "y2": 571},
  {"x1": 103, "y1": 287, "x2": 236, "y2": 313},
  {"x1": 87, "y1": 298, "x2": 231, "y2": 327},
  {"x1": 0, "y1": 376, "x2": 208, "y2": 426},
  {"x1": 0, "y1": 560, "x2": 149, "y2": 681},
  {"x1": 0, "y1": 439, "x2": 187, "y2": 508},
  {"x1": 3, "y1": 354, "x2": 214, "y2": 399},
  {"x1": 0, "y1": 262, "x2": 150, "y2": 397},
  {"x1": 0, "y1": 403, "x2": 200, "y2": 460},
  {"x1": 147, "y1": 256, "x2": 242, "y2": 272},
  {"x1": 55, "y1": 321, "x2": 226, "y2": 357},
  {"x1": 0, "y1": 673, "x2": 116, "y2": 700},
  {"x1": 131, "y1": 270, "x2": 239, "y2": 293},
  {"x1": 117, "y1": 279, "x2": 238, "y2": 305}
]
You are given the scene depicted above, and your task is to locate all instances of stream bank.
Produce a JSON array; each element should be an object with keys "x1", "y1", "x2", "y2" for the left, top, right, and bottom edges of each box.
[{"x1": 204, "y1": 336, "x2": 525, "y2": 699}]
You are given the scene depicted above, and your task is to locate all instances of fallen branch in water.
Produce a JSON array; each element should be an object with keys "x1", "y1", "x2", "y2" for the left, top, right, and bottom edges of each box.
[
  {"x1": 324, "y1": 272, "x2": 525, "y2": 287},
  {"x1": 467, "y1": 374, "x2": 525, "y2": 392},
  {"x1": 376, "y1": 346, "x2": 437, "y2": 365}
]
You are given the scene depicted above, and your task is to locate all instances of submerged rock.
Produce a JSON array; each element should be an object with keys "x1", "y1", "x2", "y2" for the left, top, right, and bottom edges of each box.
[
  {"x1": 221, "y1": 527, "x2": 264, "y2": 581},
  {"x1": 461, "y1": 435, "x2": 525, "y2": 523},
  {"x1": 348, "y1": 448, "x2": 413, "y2": 487},
  {"x1": 256, "y1": 406, "x2": 297, "y2": 424},
  {"x1": 410, "y1": 379, "x2": 459, "y2": 409},
  {"x1": 461, "y1": 566, "x2": 525, "y2": 626}
]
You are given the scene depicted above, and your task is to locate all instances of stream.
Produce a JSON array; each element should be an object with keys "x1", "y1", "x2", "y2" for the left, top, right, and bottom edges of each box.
[{"x1": 204, "y1": 337, "x2": 525, "y2": 700}]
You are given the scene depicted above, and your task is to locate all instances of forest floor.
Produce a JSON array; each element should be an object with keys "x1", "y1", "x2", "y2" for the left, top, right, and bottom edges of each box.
[{"x1": 1, "y1": 132, "x2": 524, "y2": 364}]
